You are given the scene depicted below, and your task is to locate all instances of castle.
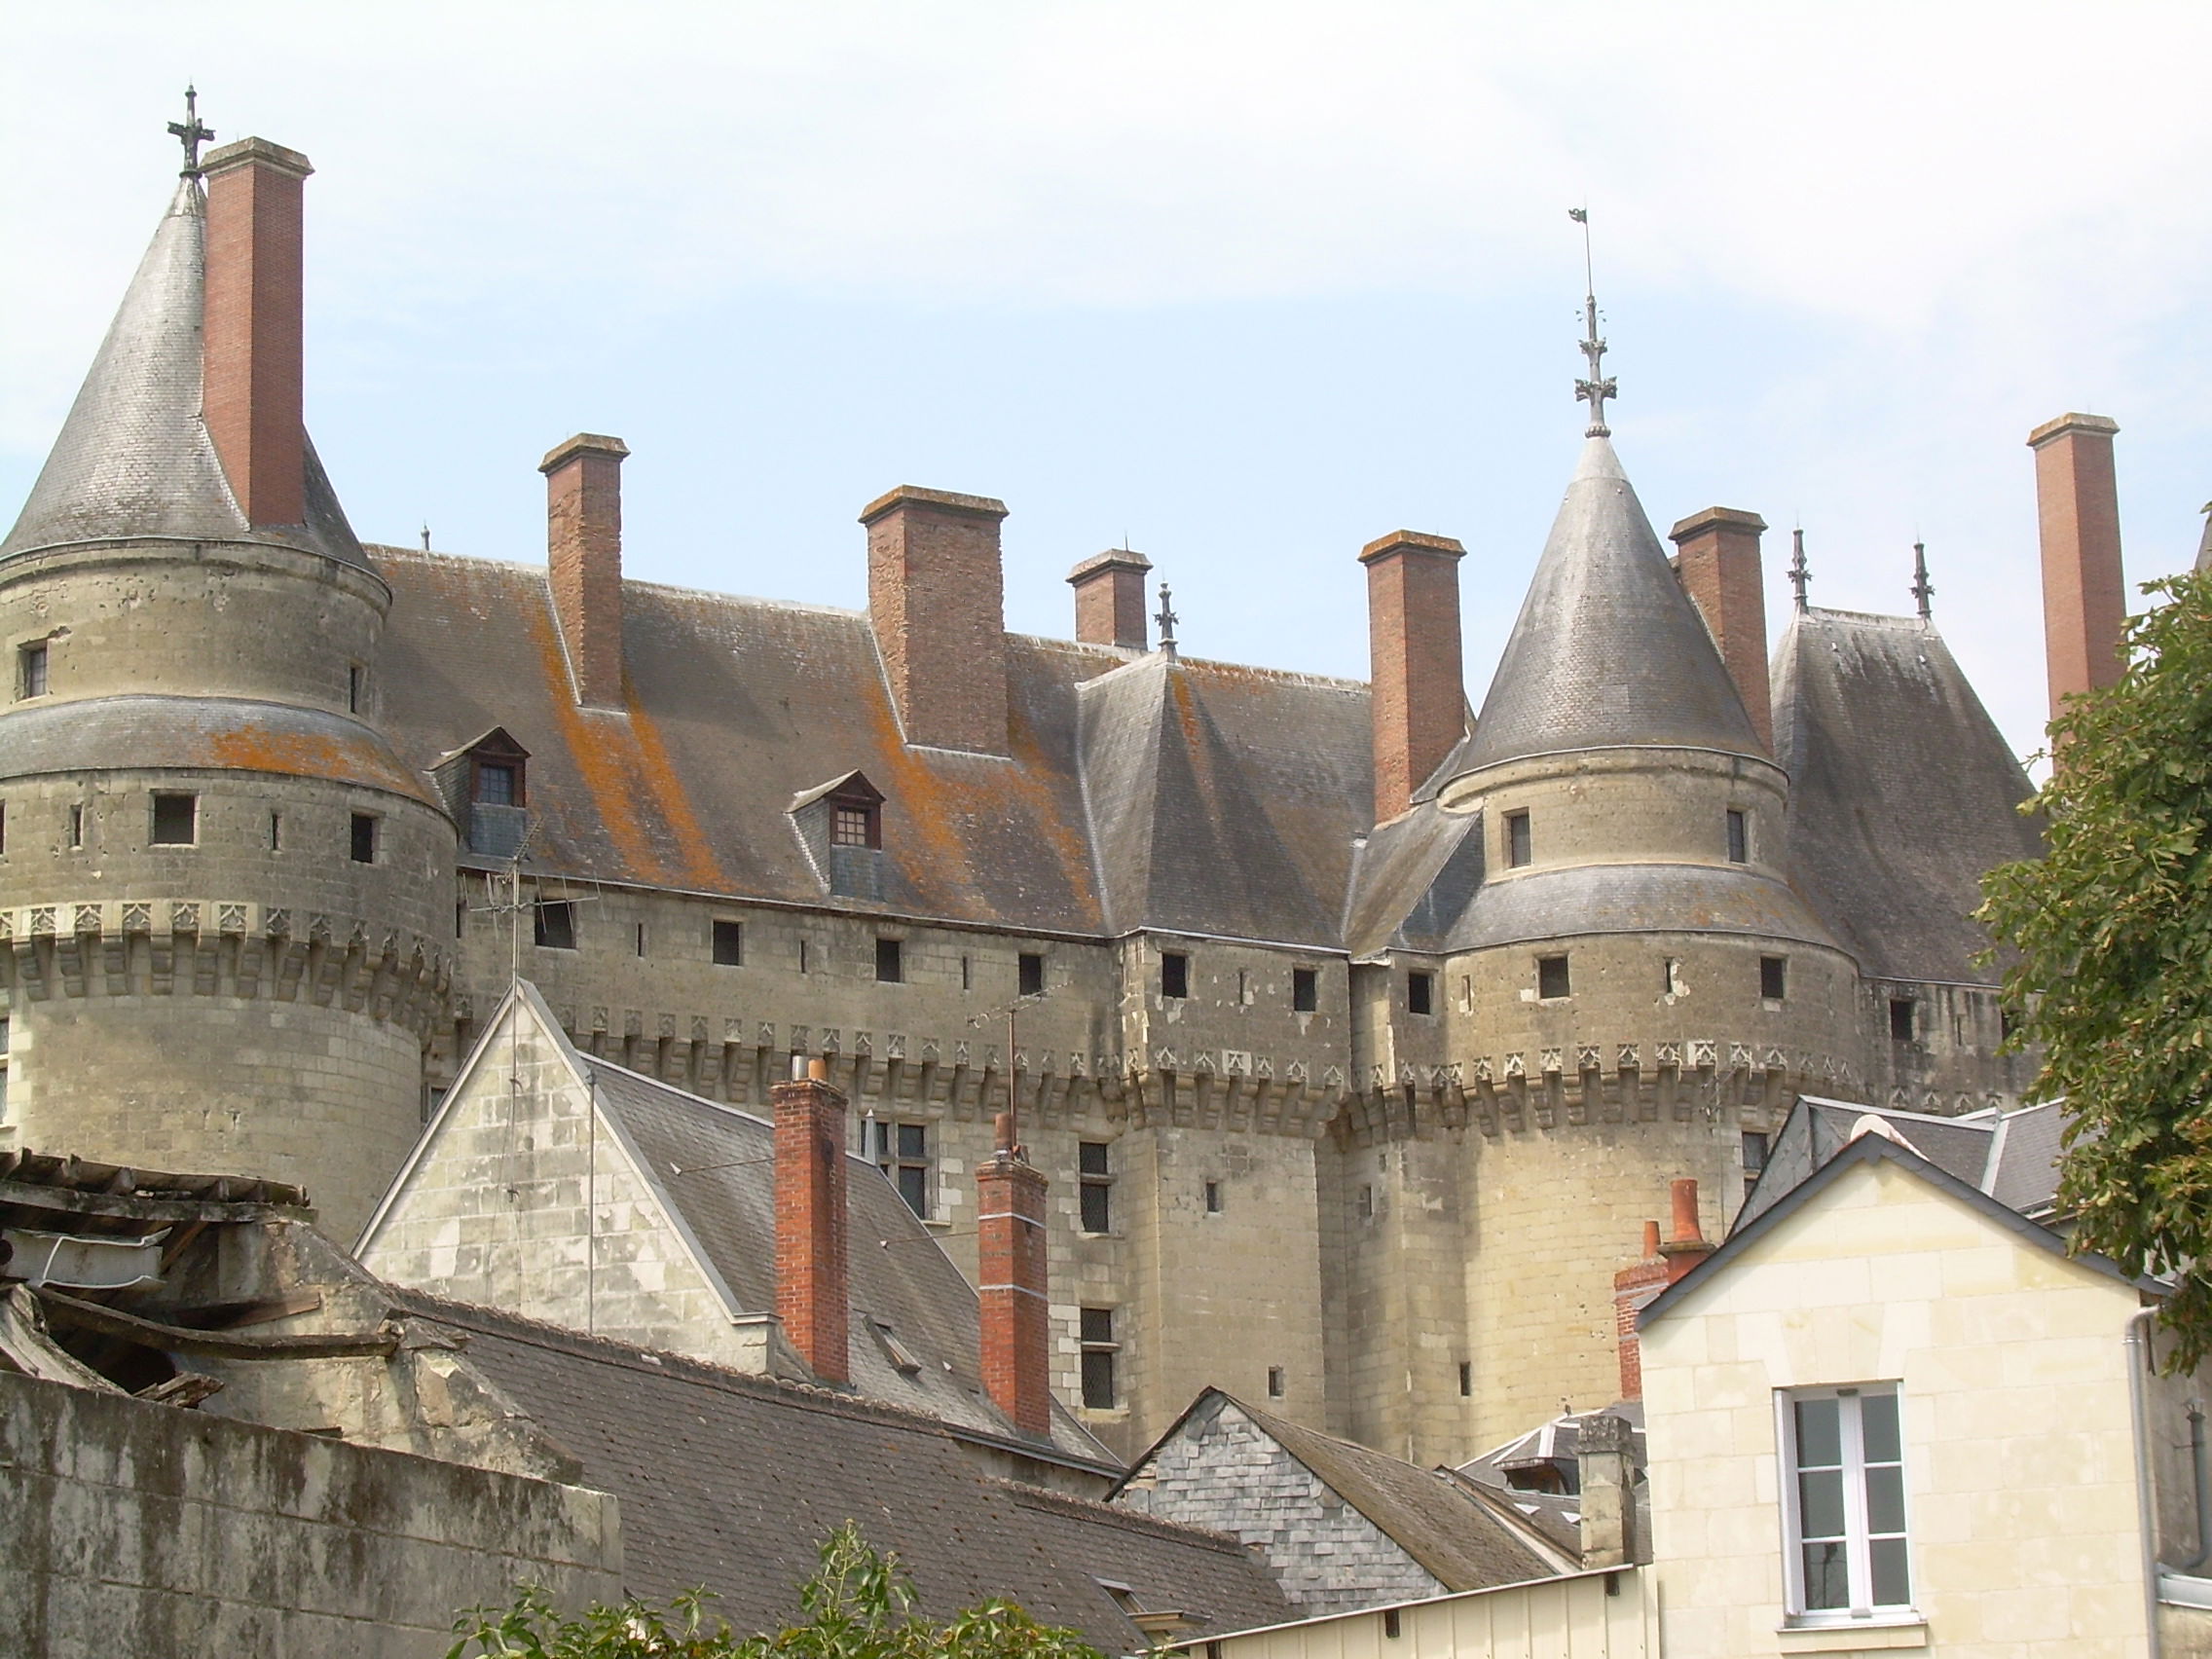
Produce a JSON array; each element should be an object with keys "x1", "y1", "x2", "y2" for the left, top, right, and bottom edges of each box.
[{"x1": 0, "y1": 124, "x2": 2096, "y2": 1466}]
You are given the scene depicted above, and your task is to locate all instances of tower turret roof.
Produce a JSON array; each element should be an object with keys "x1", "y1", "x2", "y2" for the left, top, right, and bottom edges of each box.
[
  {"x1": 1461, "y1": 436, "x2": 1762, "y2": 771},
  {"x1": 1, "y1": 177, "x2": 366, "y2": 568}
]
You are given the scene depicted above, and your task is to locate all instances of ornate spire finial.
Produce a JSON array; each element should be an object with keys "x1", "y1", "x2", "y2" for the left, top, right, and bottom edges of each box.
[
  {"x1": 166, "y1": 86, "x2": 214, "y2": 179},
  {"x1": 1568, "y1": 207, "x2": 1615, "y2": 438},
  {"x1": 1788, "y1": 527, "x2": 1810, "y2": 613},
  {"x1": 1910, "y1": 539, "x2": 1934, "y2": 621},
  {"x1": 1155, "y1": 582, "x2": 1179, "y2": 659}
]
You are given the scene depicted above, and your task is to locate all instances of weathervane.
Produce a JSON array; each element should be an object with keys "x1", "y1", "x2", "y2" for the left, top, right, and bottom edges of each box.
[
  {"x1": 1568, "y1": 206, "x2": 1615, "y2": 437},
  {"x1": 167, "y1": 86, "x2": 214, "y2": 179},
  {"x1": 1910, "y1": 540, "x2": 1934, "y2": 621},
  {"x1": 1155, "y1": 582, "x2": 1179, "y2": 659},
  {"x1": 1788, "y1": 528, "x2": 1811, "y2": 613}
]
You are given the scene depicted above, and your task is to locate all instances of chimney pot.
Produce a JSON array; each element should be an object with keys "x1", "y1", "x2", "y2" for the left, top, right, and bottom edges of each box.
[
  {"x1": 540, "y1": 433, "x2": 628, "y2": 709},
  {"x1": 773, "y1": 1068, "x2": 850, "y2": 1384},
  {"x1": 1660, "y1": 1176, "x2": 1715, "y2": 1283},
  {"x1": 1668, "y1": 507, "x2": 1771, "y2": 752},
  {"x1": 1067, "y1": 550, "x2": 1154, "y2": 650},
  {"x1": 202, "y1": 137, "x2": 313, "y2": 531},
  {"x1": 2030, "y1": 413, "x2": 2126, "y2": 719},
  {"x1": 864, "y1": 485, "x2": 1011, "y2": 754},
  {"x1": 1359, "y1": 530, "x2": 1467, "y2": 822},
  {"x1": 1641, "y1": 1219, "x2": 1661, "y2": 1258}
]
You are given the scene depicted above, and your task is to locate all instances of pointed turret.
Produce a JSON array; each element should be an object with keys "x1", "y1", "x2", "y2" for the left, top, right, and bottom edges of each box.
[{"x1": 1461, "y1": 436, "x2": 1762, "y2": 771}]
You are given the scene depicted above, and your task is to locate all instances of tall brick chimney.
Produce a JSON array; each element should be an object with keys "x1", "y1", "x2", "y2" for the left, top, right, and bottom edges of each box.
[
  {"x1": 863, "y1": 486, "x2": 1010, "y2": 754},
  {"x1": 774, "y1": 1056, "x2": 849, "y2": 1385},
  {"x1": 202, "y1": 137, "x2": 313, "y2": 529},
  {"x1": 540, "y1": 434, "x2": 630, "y2": 709},
  {"x1": 1669, "y1": 508, "x2": 1772, "y2": 751},
  {"x1": 1359, "y1": 530, "x2": 1467, "y2": 823},
  {"x1": 976, "y1": 1112, "x2": 1051, "y2": 1439},
  {"x1": 1067, "y1": 550, "x2": 1152, "y2": 650},
  {"x1": 1611, "y1": 1220, "x2": 1667, "y2": 1402},
  {"x1": 2030, "y1": 413, "x2": 2126, "y2": 719}
]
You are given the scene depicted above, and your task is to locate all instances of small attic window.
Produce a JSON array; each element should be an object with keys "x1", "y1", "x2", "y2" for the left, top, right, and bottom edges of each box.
[
  {"x1": 474, "y1": 761, "x2": 518, "y2": 806},
  {"x1": 869, "y1": 1319, "x2": 923, "y2": 1376},
  {"x1": 833, "y1": 802, "x2": 878, "y2": 848}
]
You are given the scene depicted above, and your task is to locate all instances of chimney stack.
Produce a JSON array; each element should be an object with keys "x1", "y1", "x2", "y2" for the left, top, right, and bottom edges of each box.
[
  {"x1": 540, "y1": 434, "x2": 630, "y2": 709},
  {"x1": 2030, "y1": 413, "x2": 2126, "y2": 719},
  {"x1": 1669, "y1": 508, "x2": 1772, "y2": 752},
  {"x1": 863, "y1": 486, "x2": 1011, "y2": 754},
  {"x1": 1660, "y1": 1177, "x2": 1713, "y2": 1282},
  {"x1": 1611, "y1": 1220, "x2": 1667, "y2": 1401},
  {"x1": 773, "y1": 1054, "x2": 849, "y2": 1385},
  {"x1": 1067, "y1": 550, "x2": 1153, "y2": 650},
  {"x1": 1576, "y1": 1412, "x2": 1638, "y2": 1569},
  {"x1": 202, "y1": 137, "x2": 313, "y2": 530},
  {"x1": 1359, "y1": 530, "x2": 1467, "y2": 823},
  {"x1": 976, "y1": 1111, "x2": 1051, "y2": 1439}
]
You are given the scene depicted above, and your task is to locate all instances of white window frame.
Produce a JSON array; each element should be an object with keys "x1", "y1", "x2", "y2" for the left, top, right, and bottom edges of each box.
[{"x1": 1777, "y1": 1383, "x2": 1917, "y2": 1627}]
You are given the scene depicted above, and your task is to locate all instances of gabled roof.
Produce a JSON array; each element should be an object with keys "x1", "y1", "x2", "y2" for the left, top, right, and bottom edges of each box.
[
  {"x1": 1460, "y1": 437, "x2": 1762, "y2": 772},
  {"x1": 1117, "y1": 1388, "x2": 1557, "y2": 1594},
  {"x1": 1771, "y1": 607, "x2": 2043, "y2": 984},
  {"x1": 1, "y1": 179, "x2": 366, "y2": 571}
]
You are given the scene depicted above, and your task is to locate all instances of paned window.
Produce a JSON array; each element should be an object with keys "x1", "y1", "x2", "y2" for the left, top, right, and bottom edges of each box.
[
  {"x1": 1407, "y1": 970, "x2": 1434, "y2": 1016},
  {"x1": 534, "y1": 900, "x2": 577, "y2": 950},
  {"x1": 19, "y1": 643, "x2": 48, "y2": 700},
  {"x1": 869, "y1": 1120, "x2": 931, "y2": 1218},
  {"x1": 1293, "y1": 966, "x2": 1318, "y2": 1013},
  {"x1": 1761, "y1": 955, "x2": 1788, "y2": 1001},
  {"x1": 1080, "y1": 1308, "x2": 1119, "y2": 1409},
  {"x1": 832, "y1": 803, "x2": 876, "y2": 848},
  {"x1": 1783, "y1": 1385, "x2": 1912, "y2": 1620},
  {"x1": 1078, "y1": 1140, "x2": 1112, "y2": 1234},
  {"x1": 474, "y1": 762, "x2": 516, "y2": 806},
  {"x1": 151, "y1": 793, "x2": 197, "y2": 846},
  {"x1": 1538, "y1": 954, "x2": 1570, "y2": 999},
  {"x1": 1161, "y1": 951, "x2": 1190, "y2": 1000},
  {"x1": 1727, "y1": 808, "x2": 1750, "y2": 864},
  {"x1": 1506, "y1": 810, "x2": 1531, "y2": 868}
]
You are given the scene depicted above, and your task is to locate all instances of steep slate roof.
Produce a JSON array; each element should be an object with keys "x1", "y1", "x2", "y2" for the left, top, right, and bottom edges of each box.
[
  {"x1": 391, "y1": 1293, "x2": 1288, "y2": 1645},
  {"x1": 1340, "y1": 800, "x2": 1485, "y2": 959},
  {"x1": 1771, "y1": 608, "x2": 2043, "y2": 984},
  {"x1": 1, "y1": 179, "x2": 365, "y2": 570},
  {"x1": 1461, "y1": 437, "x2": 1762, "y2": 772},
  {"x1": 1452, "y1": 1405, "x2": 1646, "y2": 1563}
]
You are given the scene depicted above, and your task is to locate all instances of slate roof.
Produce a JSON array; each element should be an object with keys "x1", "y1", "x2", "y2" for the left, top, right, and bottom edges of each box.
[
  {"x1": 1771, "y1": 608, "x2": 2043, "y2": 984},
  {"x1": 1460, "y1": 437, "x2": 1763, "y2": 772},
  {"x1": 390, "y1": 1293, "x2": 1289, "y2": 1647},
  {"x1": 1734, "y1": 1093, "x2": 2068, "y2": 1231},
  {"x1": 1453, "y1": 1405, "x2": 1646, "y2": 1562},
  {"x1": 1, "y1": 179, "x2": 365, "y2": 570}
]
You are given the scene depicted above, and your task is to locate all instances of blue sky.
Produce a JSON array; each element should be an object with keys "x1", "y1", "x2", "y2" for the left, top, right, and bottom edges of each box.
[{"x1": 9, "y1": 2, "x2": 2212, "y2": 766}]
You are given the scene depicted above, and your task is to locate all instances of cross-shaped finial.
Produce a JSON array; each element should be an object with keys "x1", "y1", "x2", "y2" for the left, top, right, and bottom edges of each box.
[
  {"x1": 1788, "y1": 528, "x2": 1811, "y2": 613},
  {"x1": 167, "y1": 86, "x2": 214, "y2": 179},
  {"x1": 1155, "y1": 582, "x2": 1179, "y2": 658},
  {"x1": 1568, "y1": 207, "x2": 1616, "y2": 438},
  {"x1": 1910, "y1": 540, "x2": 1934, "y2": 621}
]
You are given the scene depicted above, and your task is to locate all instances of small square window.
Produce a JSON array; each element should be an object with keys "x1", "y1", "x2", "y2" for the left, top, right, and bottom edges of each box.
[
  {"x1": 1292, "y1": 967, "x2": 1318, "y2": 1013},
  {"x1": 1537, "y1": 954, "x2": 1570, "y2": 999},
  {"x1": 1505, "y1": 810, "x2": 1531, "y2": 868},
  {"x1": 350, "y1": 812, "x2": 378, "y2": 865},
  {"x1": 712, "y1": 919, "x2": 743, "y2": 966},
  {"x1": 1890, "y1": 998, "x2": 1915, "y2": 1042},
  {"x1": 1161, "y1": 950, "x2": 1190, "y2": 1000},
  {"x1": 1204, "y1": 1179, "x2": 1223, "y2": 1213},
  {"x1": 1267, "y1": 1366, "x2": 1285, "y2": 1398},
  {"x1": 19, "y1": 643, "x2": 48, "y2": 700},
  {"x1": 151, "y1": 793, "x2": 197, "y2": 846},
  {"x1": 1727, "y1": 808, "x2": 1749, "y2": 865},
  {"x1": 875, "y1": 938, "x2": 903, "y2": 983},
  {"x1": 1407, "y1": 970, "x2": 1434, "y2": 1016},
  {"x1": 1080, "y1": 1306, "x2": 1115, "y2": 1345},
  {"x1": 832, "y1": 803, "x2": 876, "y2": 848},
  {"x1": 1761, "y1": 955, "x2": 1788, "y2": 1001},
  {"x1": 534, "y1": 901, "x2": 577, "y2": 950},
  {"x1": 1018, "y1": 951, "x2": 1045, "y2": 997}
]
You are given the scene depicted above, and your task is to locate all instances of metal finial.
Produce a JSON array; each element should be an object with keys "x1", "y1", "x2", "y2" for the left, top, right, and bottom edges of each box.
[
  {"x1": 167, "y1": 86, "x2": 214, "y2": 179},
  {"x1": 1568, "y1": 207, "x2": 1616, "y2": 438},
  {"x1": 421, "y1": 523, "x2": 432, "y2": 551},
  {"x1": 1155, "y1": 582, "x2": 1179, "y2": 659},
  {"x1": 1910, "y1": 540, "x2": 1934, "y2": 621},
  {"x1": 1788, "y1": 528, "x2": 1810, "y2": 613}
]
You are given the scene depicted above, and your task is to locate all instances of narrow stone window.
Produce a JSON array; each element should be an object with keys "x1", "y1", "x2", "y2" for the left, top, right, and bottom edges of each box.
[
  {"x1": 1357, "y1": 1184, "x2": 1374, "y2": 1221},
  {"x1": 1458, "y1": 1361, "x2": 1473, "y2": 1397},
  {"x1": 1161, "y1": 950, "x2": 1190, "y2": 1000},
  {"x1": 636, "y1": 922, "x2": 647, "y2": 958},
  {"x1": 1537, "y1": 954, "x2": 1570, "y2": 999},
  {"x1": 1018, "y1": 951, "x2": 1045, "y2": 997},
  {"x1": 1407, "y1": 970, "x2": 1435, "y2": 1015},
  {"x1": 1204, "y1": 1179, "x2": 1223, "y2": 1213},
  {"x1": 712, "y1": 919, "x2": 743, "y2": 966},
  {"x1": 350, "y1": 812, "x2": 378, "y2": 865},
  {"x1": 1079, "y1": 1140, "x2": 1112, "y2": 1233},
  {"x1": 1267, "y1": 1366, "x2": 1285, "y2": 1398},
  {"x1": 1236, "y1": 969, "x2": 1249, "y2": 1005},
  {"x1": 875, "y1": 938, "x2": 903, "y2": 983},
  {"x1": 1727, "y1": 808, "x2": 1749, "y2": 864},
  {"x1": 269, "y1": 811, "x2": 282, "y2": 852},
  {"x1": 1079, "y1": 1308, "x2": 1119, "y2": 1409},
  {"x1": 1505, "y1": 810, "x2": 1531, "y2": 868},
  {"x1": 1889, "y1": 998, "x2": 1915, "y2": 1042},
  {"x1": 533, "y1": 900, "x2": 577, "y2": 950},
  {"x1": 1743, "y1": 1129, "x2": 1771, "y2": 1196},
  {"x1": 0, "y1": 801, "x2": 9, "y2": 855},
  {"x1": 150, "y1": 793, "x2": 197, "y2": 846},
  {"x1": 1663, "y1": 957, "x2": 1684, "y2": 995},
  {"x1": 1293, "y1": 966, "x2": 1318, "y2": 1013},
  {"x1": 961, "y1": 954, "x2": 972, "y2": 991},
  {"x1": 1760, "y1": 955, "x2": 1788, "y2": 1001},
  {"x1": 66, "y1": 804, "x2": 83, "y2": 849},
  {"x1": 798, "y1": 939, "x2": 809, "y2": 975},
  {"x1": 455, "y1": 898, "x2": 467, "y2": 940},
  {"x1": 348, "y1": 663, "x2": 365, "y2": 714},
  {"x1": 18, "y1": 643, "x2": 47, "y2": 700}
]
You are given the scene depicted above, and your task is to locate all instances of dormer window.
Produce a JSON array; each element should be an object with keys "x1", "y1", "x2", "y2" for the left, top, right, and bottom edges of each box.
[
  {"x1": 791, "y1": 769, "x2": 887, "y2": 899},
  {"x1": 833, "y1": 802, "x2": 877, "y2": 848},
  {"x1": 435, "y1": 727, "x2": 533, "y2": 860}
]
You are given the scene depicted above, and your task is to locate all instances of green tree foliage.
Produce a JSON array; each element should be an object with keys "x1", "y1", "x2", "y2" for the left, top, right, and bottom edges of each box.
[
  {"x1": 1980, "y1": 569, "x2": 2212, "y2": 1364},
  {"x1": 448, "y1": 1522, "x2": 1108, "y2": 1659}
]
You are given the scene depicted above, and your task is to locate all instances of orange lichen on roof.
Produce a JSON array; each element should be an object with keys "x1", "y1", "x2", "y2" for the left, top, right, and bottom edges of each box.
[
  {"x1": 206, "y1": 721, "x2": 435, "y2": 804},
  {"x1": 623, "y1": 691, "x2": 724, "y2": 892}
]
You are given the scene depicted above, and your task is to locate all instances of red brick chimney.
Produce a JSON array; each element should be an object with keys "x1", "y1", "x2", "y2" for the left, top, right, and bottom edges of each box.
[
  {"x1": 1669, "y1": 508, "x2": 1772, "y2": 752},
  {"x1": 977, "y1": 1111, "x2": 1051, "y2": 1439},
  {"x1": 202, "y1": 137, "x2": 313, "y2": 530},
  {"x1": 541, "y1": 434, "x2": 630, "y2": 709},
  {"x1": 863, "y1": 486, "x2": 1010, "y2": 754},
  {"x1": 774, "y1": 1056, "x2": 849, "y2": 1385},
  {"x1": 2030, "y1": 413, "x2": 2126, "y2": 719},
  {"x1": 1359, "y1": 530, "x2": 1466, "y2": 823},
  {"x1": 1612, "y1": 1220, "x2": 1667, "y2": 1401},
  {"x1": 1067, "y1": 550, "x2": 1152, "y2": 650}
]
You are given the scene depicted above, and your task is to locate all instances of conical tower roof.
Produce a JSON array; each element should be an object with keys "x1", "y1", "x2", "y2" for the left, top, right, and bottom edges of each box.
[
  {"x1": 1461, "y1": 435, "x2": 1761, "y2": 770},
  {"x1": 2, "y1": 178, "x2": 365, "y2": 568}
]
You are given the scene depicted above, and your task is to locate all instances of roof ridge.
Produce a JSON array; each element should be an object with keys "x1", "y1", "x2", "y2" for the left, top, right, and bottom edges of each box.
[{"x1": 993, "y1": 1479, "x2": 1248, "y2": 1553}]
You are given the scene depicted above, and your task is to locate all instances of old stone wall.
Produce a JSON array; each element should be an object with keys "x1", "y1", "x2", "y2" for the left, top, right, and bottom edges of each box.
[{"x1": 0, "y1": 1368, "x2": 621, "y2": 1659}]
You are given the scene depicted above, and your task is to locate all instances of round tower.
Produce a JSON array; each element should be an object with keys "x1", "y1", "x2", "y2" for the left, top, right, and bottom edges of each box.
[{"x1": 0, "y1": 133, "x2": 456, "y2": 1234}]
